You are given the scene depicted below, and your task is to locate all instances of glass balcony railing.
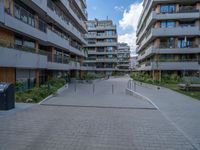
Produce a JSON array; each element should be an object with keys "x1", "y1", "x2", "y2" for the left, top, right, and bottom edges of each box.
[
  {"x1": 179, "y1": 6, "x2": 199, "y2": 13},
  {"x1": 159, "y1": 42, "x2": 199, "y2": 49},
  {"x1": 5, "y1": 3, "x2": 47, "y2": 33},
  {"x1": 0, "y1": 39, "x2": 48, "y2": 56}
]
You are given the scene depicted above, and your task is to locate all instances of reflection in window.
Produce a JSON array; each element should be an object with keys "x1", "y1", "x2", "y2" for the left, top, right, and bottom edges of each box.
[
  {"x1": 24, "y1": 40, "x2": 35, "y2": 48},
  {"x1": 160, "y1": 4, "x2": 176, "y2": 13},
  {"x1": 160, "y1": 21, "x2": 176, "y2": 28}
]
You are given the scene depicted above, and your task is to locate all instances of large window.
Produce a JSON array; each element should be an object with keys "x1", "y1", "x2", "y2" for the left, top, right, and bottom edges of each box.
[
  {"x1": 107, "y1": 47, "x2": 113, "y2": 52},
  {"x1": 160, "y1": 37, "x2": 175, "y2": 48},
  {"x1": 178, "y1": 39, "x2": 192, "y2": 48},
  {"x1": 15, "y1": 36, "x2": 36, "y2": 49},
  {"x1": 160, "y1": 21, "x2": 176, "y2": 28},
  {"x1": 160, "y1": 4, "x2": 176, "y2": 13}
]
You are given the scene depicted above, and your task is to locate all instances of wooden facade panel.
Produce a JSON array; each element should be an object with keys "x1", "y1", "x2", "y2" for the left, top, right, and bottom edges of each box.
[{"x1": 0, "y1": 67, "x2": 15, "y2": 83}]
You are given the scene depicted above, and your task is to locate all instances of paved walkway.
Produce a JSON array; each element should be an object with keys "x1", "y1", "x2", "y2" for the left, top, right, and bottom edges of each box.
[
  {"x1": 0, "y1": 77, "x2": 198, "y2": 150},
  {"x1": 134, "y1": 82, "x2": 200, "y2": 149}
]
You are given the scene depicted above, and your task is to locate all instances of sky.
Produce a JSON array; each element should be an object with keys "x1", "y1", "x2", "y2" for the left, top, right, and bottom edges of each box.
[{"x1": 87, "y1": 0, "x2": 143, "y2": 56}]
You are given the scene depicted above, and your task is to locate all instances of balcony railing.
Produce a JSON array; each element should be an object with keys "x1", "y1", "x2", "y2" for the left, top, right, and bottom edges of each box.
[
  {"x1": 47, "y1": 0, "x2": 86, "y2": 42},
  {"x1": 6, "y1": 3, "x2": 47, "y2": 33},
  {"x1": 179, "y1": 6, "x2": 199, "y2": 13},
  {"x1": 158, "y1": 42, "x2": 199, "y2": 49},
  {"x1": 0, "y1": 39, "x2": 48, "y2": 56},
  {"x1": 158, "y1": 59, "x2": 198, "y2": 63}
]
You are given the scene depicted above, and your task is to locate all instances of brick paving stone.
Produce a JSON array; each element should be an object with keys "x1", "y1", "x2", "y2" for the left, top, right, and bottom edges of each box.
[{"x1": 0, "y1": 77, "x2": 197, "y2": 150}]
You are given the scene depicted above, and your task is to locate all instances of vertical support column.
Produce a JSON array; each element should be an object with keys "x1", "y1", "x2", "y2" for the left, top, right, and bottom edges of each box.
[
  {"x1": 159, "y1": 70, "x2": 162, "y2": 82},
  {"x1": 196, "y1": 3, "x2": 200, "y2": 10},
  {"x1": 152, "y1": 70, "x2": 155, "y2": 81},
  {"x1": 52, "y1": 47, "x2": 55, "y2": 62},
  {"x1": 36, "y1": 70, "x2": 40, "y2": 87},
  {"x1": 176, "y1": 4, "x2": 180, "y2": 12},
  {"x1": 35, "y1": 41, "x2": 40, "y2": 87},
  {"x1": 35, "y1": 41, "x2": 39, "y2": 53},
  {"x1": 155, "y1": 5, "x2": 160, "y2": 13},
  {"x1": 62, "y1": 50, "x2": 64, "y2": 64}
]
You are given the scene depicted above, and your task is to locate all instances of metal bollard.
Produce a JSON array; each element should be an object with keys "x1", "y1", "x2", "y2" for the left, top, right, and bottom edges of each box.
[
  {"x1": 134, "y1": 82, "x2": 136, "y2": 92},
  {"x1": 112, "y1": 84, "x2": 114, "y2": 94},
  {"x1": 93, "y1": 84, "x2": 95, "y2": 95},
  {"x1": 74, "y1": 81, "x2": 77, "y2": 93}
]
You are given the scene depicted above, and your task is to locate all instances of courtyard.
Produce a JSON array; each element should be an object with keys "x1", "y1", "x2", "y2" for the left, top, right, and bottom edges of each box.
[{"x1": 0, "y1": 77, "x2": 200, "y2": 150}]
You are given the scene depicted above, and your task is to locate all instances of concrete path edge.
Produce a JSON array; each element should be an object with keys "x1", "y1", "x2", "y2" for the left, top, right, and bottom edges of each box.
[{"x1": 38, "y1": 83, "x2": 69, "y2": 105}]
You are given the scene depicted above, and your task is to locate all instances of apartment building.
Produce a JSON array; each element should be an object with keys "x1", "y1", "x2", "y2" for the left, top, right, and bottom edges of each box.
[
  {"x1": 136, "y1": 0, "x2": 200, "y2": 80},
  {"x1": 130, "y1": 56, "x2": 138, "y2": 71},
  {"x1": 83, "y1": 19, "x2": 118, "y2": 75},
  {"x1": 117, "y1": 43, "x2": 130, "y2": 73},
  {"x1": 0, "y1": 0, "x2": 87, "y2": 89}
]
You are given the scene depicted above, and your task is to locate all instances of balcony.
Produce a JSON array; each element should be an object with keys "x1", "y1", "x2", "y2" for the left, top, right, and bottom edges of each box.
[
  {"x1": 179, "y1": 6, "x2": 199, "y2": 13},
  {"x1": 0, "y1": 40, "x2": 48, "y2": 69},
  {"x1": 96, "y1": 58, "x2": 117, "y2": 62},
  {"x1": 88, "y1": 42, "x2": 117, "y2": 47},
  {"x1": 47, "y1": 62, "x2": 71, "y2": 71},
  {"x1": 70, "y1": 61, "x2": 81, "y2": 70},
  {"x1": 60, "y1": 0, "x2": 87, "y2": 32},
  {"x1": 137, "y1": 10, "x2": 200, "y2": 44},
  {"x1": 46, "y1": 29, "x2": 85, "y2": 57},
  {"x1": 137, "y1": 26, "x2": 200, "y2": 52},
  {"x1": 153, "y1": 61, "x2": 200, "y2": 71},
  {"x1": 152, "y1": 26, "x2": 200, "y2": 37},
  {"x1": 157, "y1": 42, "x2": 200, "y2": 54},
  {"x1": 4, "y1": 6, "x2": 47, "y2": 42},
  {"x1": 88, "y1": 25, "x2": 116, "y2": 31},
  {"x1": 95, "y1": 67, "x2": 118, "y2": 71},
  {"x1": 46, "y1": 0, "x2": 87, "y2": 45},
  {"x1": 80, "y1": 66, "x2": 96, "y2": 71},
  {"x1": 86, "y1": 33, "x2": 117, "y2": 39},
  {"x1": 74, "y1": 0, "x2": 88, "y2": 19},
  {"x1": 88, "y1": 51, "x2": 117, "y2": 55},
  {"x1": 137, "y1": 60, "x2": 200, "y2": 71}
]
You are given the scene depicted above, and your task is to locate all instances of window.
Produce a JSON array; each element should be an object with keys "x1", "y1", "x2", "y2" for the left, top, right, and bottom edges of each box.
[
  {"x1": 24, "y1": 40, "x2": 35, "y2": 48},
  {"x1": 14, "y1": 4, "x2": 20, "y2": 19},
  {"x1": 160, "y1": 37, "x2": 175, "y2": 48},
  {"x1": 160, "y1": 21, "x2": 176, "y2": 28},
  {"x1": 106, "y1": 31, "x2": 114, "y2": 36},
  {"x1": 178, "y1": 39, "x2": 192, "y2": 48},
  {"x1": 15, "y1": 36, "x2": 36, "y2": 48},
  {"x1": 15, "y1": 37, "x2": 23, "y2": 46},
  {"x1": 108, "y1": 55, "x2": 113, "y2": 58},
  {"x1": 107, "y1": 47, "x2": 113, "y2": 52},
  {"x1": 106, "y1": 39, "x2": 113, "y2": 42},
  {"x1": 160, "y1": 4, "x2": 176, "y2": 13}
]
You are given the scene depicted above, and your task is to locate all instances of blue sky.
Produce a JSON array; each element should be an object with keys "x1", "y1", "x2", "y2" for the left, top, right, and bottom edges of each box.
[{"x1": 87, "y1": 0, "x2": 143, "y2": 54}]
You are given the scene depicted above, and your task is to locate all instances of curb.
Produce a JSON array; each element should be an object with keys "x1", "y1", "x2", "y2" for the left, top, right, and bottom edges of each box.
[
  {"x1": 125, "y1": 88, "x2": 159, "y2": 109},
  {"x1": 38, "y1": 83, "x2": 68, "y2": 105},
  {"x1": 126, "y1": 86, "x2": 199, "y2": 150},
  {"x1": 133, "y1": 80, "x2": 161, "y2": 89}
]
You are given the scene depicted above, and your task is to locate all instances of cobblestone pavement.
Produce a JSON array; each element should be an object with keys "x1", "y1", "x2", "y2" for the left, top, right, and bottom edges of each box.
[
  {"x1": 0, "y1": 77, "x2": 197, "y2": 150},
  {"x1": 135, "y1": 83, "x2": 200, "y2": 149}
]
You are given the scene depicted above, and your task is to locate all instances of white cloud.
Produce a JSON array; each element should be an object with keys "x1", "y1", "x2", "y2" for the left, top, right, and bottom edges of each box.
[
  {"x1": 118, "y1": 2, "x2": 143, "y2": 56},
  {"x1": 114, "y1": 6, "x2": 124, "y2": 12}
]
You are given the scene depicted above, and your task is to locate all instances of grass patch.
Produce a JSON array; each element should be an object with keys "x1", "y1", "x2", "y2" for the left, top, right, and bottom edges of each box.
[
  {"x1": 130, "y1": 72, "x2": 200, "y2": 100},
  {"x1": 162, "y1": 83, "x2": 200, "y2": 100}
]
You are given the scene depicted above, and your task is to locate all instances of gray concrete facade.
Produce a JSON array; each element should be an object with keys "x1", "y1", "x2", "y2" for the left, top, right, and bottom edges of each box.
[{"x1": 136, "y1": 0, "x2": 200, "y2": 75}]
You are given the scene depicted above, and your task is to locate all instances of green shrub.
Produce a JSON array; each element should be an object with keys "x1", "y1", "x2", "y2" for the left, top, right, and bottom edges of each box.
[
  {"x1": 81, "y1": 73, "x2": 106, "y2": 80},
  {"x1": 15, "y1": 77, "x2": 66, "y2": 103}
]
